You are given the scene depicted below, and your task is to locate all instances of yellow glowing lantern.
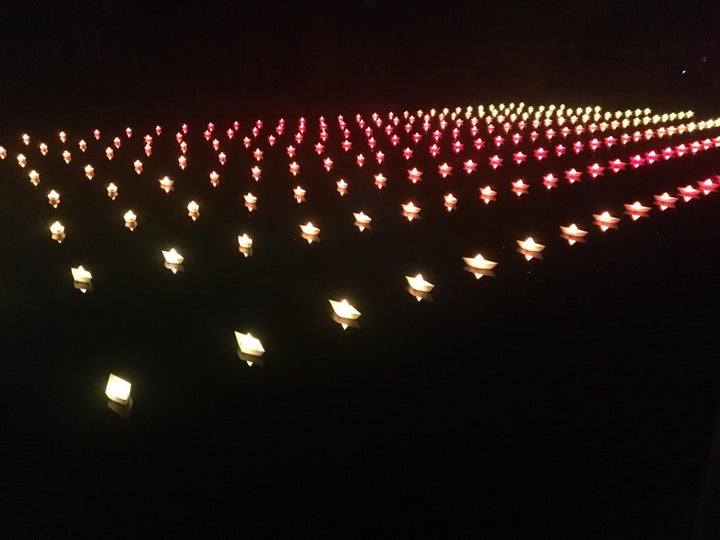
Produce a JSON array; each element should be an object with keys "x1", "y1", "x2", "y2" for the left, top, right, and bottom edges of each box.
[
  {"x1": 62, "y1": 150, "x2": 71, "y2": 164},
  {"x1": 124, "y1": 210, "x2": 137, "y2": 231},
  {"x1": 29, "y1": 170, "x2": 40, "y2": 186},
  {"x1": 405, "y1": 274, "x2": 435, "y2": 294},
  {"x1": 235, "y1": 331, "x2": 265, "y2": 362},
  {"x1": 105, "y1": 374, "x2": 132, "y2": 405},
  {"x1": 17, "y1": 154, "x2": 27, "y2": 168},
  {"x1": 47, "y1": 189, "x2": 60, "y2": 207},
  {"x1": 560, "y1": 223, "x2": 588, "y2": 245},
  {"x1": 516, "y1": 237, "x2": 545, "y2": 260},
  {"x1": 463, "y1": 253, "x2": 498, "y2": 271},
  {"x1": 300, "y1": 221, "x2": 320, "y2": 237}
]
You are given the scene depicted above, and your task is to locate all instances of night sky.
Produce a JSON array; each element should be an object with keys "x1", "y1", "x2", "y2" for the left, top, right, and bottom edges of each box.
[{"x1": 0, "y1": 0, "x2": 718, "y2": 124}]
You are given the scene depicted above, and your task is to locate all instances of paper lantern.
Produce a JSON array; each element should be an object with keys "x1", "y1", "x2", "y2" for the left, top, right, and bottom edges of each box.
[
  {"x1": 401, "y1": 202, "x2": 421, "y2": 221},
  {"x1": 542, "y1": 173, "x2": 558, "y2": 190},
  {"x1": 329, "y1": 299, "x2": 361, "y2": 329},
  {"x1": 624, "y1": 201, "x2": 651, "y2": 220},
  {"x1": 463, "y1": 159, "x2": 478, "y2": 174},
  {"x1": 513, "y1": 152, "x2": 527, "y2": 165},
  {"x1": 235, "y1": 332, "x2": 265, "y2": 360},
  {"x1": 406, "y1": 274, "x2": 435, "y2": 294},
  {"x1": 39, "y1": 143, "x2": 48, "y2": 155},
  {"x1": 71, "y1": 266, "x2": 93, "y2": 292},
  {"x1": 444, "y1": 193, "x2": 458, "y2": 211},
  {"x1": 84, "y1": 164, "x2": 94, "y2": 180},
  {"x1": 516, "y1": 237, "x2": 545, "y2": 260},
  {"x1": 106, "y1": 183, "x2": 118, "y2": 200},
  {"x1": 560, "y1": 223, "x2": 588, "y2": 245},
  {"x1": 463, "y1": 254, "x2": 498, "y2": 271},
  {"x1": 407, "y1": 167, "x2": 423, "y2": 183},
  {"x1": 50, "y1": 221, "x2": 65, "y2": 243},
  {"x1": 187, "y1": 201, "x2": 200, "y2": 220},
  {"x1": 78, "y1": 140, "x2": 87, "y2": 152},
  {"x1": 479, "y1": 185, "x2": 497, "y2": 204},
  {"x1": 593, "y1": 211, "x2": 620, "y2": 231},
  {"x1": 159, "y1": 176, "x2": 174, "y2": 193},
  {"x1": 124, "y1": 210, "x2": 137, "y2": 231},
  {"x1": 238, "y1": 234, "x2": 253, "y2": 257},
  {"x1": 653, "y1": 192, "x2": 678, "y2": 211},
  {"x1": 17, "y1": 154, "x2": 27, "y2": 168},
  {"x1": 374, "y1": 173, "x2": 387, "y2": 189},
  {"x1": 29, "y1": 170, "x2": 40, "y2": 186},
  {"x1": 105, "y1": 374, "x2": 132, "y2": 405},
  {"x1": 300, "y1": 222, "x2": 320, "y2": 242},
  {"x1": 678, "y1": 185, "x2": 700, "y2": 201},
  {"x1": 564, "y1": 168, "x2": 582, "y2": 184}
]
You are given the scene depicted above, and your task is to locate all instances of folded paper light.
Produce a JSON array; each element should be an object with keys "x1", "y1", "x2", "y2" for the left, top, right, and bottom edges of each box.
[
  {"x1": 84, "y1": 164, "x2": 94, "y2": 180},
  {"x1": 300, "y1": 222, "x2": 320, "y2": 239},
  {"x1": 47, "y1": 189, "x2": 60, "y2": 207},
  {"x1": 405, "y1": 273, "x2": 435, "y2": 294},
  {"x1": 187, "y1": 200, "x2": 200, "y2": 220},
  {"x1": 517, "y1": 237, "x2": 545, "y2": 260},
  {"x1": 463, "y1": 254, "x2": 498, "y2": 270},
  {"x1": 238, "y1": 233, "x2": 253, "y2": 256},
  {"x1": 105, "y1": 374, "x2": 132, "y2": 405},
  {"x1": 593, "y1": 211, "x2": 620, "y2": 231},
  {"x1": 106, "y1": 183, "x2": 118, "y2": 200},
  {"x1": 50, "y1": 221, "x2": 65, "y2": 242},
  {"x1": 162, "y1": 248, "x2": 184, "y2": 265},
  {"x1": 560, "y1": 223, "x2": 588, "y2": 245},
  {"x1": 329, "y1": 299, "x2": 361, "y2": 329},
  {"x1": 235, "y1": 331, "x2": 265, "y2": 360},
  {"x1": 159, "y1": 176, "x2": 174, "y2": 193},
  {"x1": 71, "y1": 265, "x2": 93, "y2": 292},
  {"x1": 124, "y1": 210, "x2": 137, "y2": 231}
]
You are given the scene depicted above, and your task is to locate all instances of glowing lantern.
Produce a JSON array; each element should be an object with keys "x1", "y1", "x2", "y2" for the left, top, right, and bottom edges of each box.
[
  {"x1": 21, "y1": 133, "x2": 30, "y2": 145},
  {"x1": 93, "y1": 129, "x2": 101, "y2": 140},
  {"x1": 178, "y1": 155, "x2": 187, "y2": 170},
  {"x1": 286, "y1": 161, "x2": 299, "y2": 177},
  {"x1": 406, "y1": 274, "x2": 435, "y2": 298},
  {"x1": 238, "y1": 234, "x2": 253, "y2": 257},
  {"x1": 629, "y1": 154, "x2": 644, "y2": 168},
  {"x1": 78, "y1": 140, "x2": 87, "y2": 152},
  {"x1": 402, "y1": 147, "x2": 414, "y2": 160},
  {"x1": 608, "y1": 159, "x2": 626, "y2": 173},
  {"x1": 252, "y1": 148, "x2": 264, "y2": 162},
  {"x1": 58, "y1": 131, "x2": 67, "y2": 143},
  {"x1": 105, "y1": 374, "x2": 132, "y2": 405},
  {"x1": 29, "y1": 170, "x2": 40, "y2": 186},
  {"x1": 473, "y1": 138, "x2": 484, "y2": 150},
  {"x1": 218, "y1": 152, "x2": 227, "y2": 165},
  {"x1": 235, "y1": 332, "x2": 265, "y2": 362},
  {"x1": 462, "y1": 253, "x2": 498, "y2": 278},
  {"x1": 587, "y1": 163, "x2": 605, "y2": 178},
  {"x1": 516, "y1": 237, "x2": 545, "y2": 260},
  {"x1": 17, "y1": 154, "x2": 27, "y2": 168},
  {"x1": 180, "y1": 141, "x2": 188, "y2": 154},
  {"x1": 156, "y1": 125, "x2": 162, "y2": 136},
  {"x1": 438, "y1": 163, "x2": 452, "y2": 178},
  {"x1": 144, "y1": 144, "x2": 152, "y2": 157},
  {"x1": 374, "y1": 173, "x2": 387, "y2": 189},
  {"x1": 375, "y1": 151, "x2": 385, "y2": 164},
  {"x1": 565, "y1": 168, "x2": 582, "y2": 183},
  {"x1": 300, "y1": 222, "x2": 320, "y2": 243},
  {"x1": 132, "y1": 159, "x2": 143, "y2": 174},
  {"x1": 84, "y1": 164, "x2": 94, "y2": 180},
  {"x1": 593, "y1": 211, "x2": 620, "y2": 231},
  {"x1": 314, "y1": 142, "x2": 325, "y2": 155},
  {"x1": 698, "y1": 178, "x2": 718, "y2": 195},
  {"x1": 341, "y1": 140, "x2": 353, "y2": 152},
  {"x1": 428, "y1": 144, "x2": 441, "y2": 157},
  {"x1": 654, "y1": 192, "x2": 677, "y2": 211},
  {"x1": 401, "y1": 202, "x2": 421, "y2": 221},
  {"x1": 126, "y1": 127, "x2": 133, "y2": 138},
  {"x1": 159, "y1": 176, "x2": 173, "y2": 193},
  {"x1": 336, "y1": 179, "x2": 348, "y2": 196},
  {"x1": 323, "y1": 157, "x2": 333, "y2": 171},
  {"x1": 604, "y1": 136, "x2": 617, "y2": 148},
  {"x1": 124, "y1": 210, "x2": 137, "y2": 231},
  {"x1": 678, "y1": 185, "x2": 700, "y2": 202},
  {"x1": 113, "y1": 136, "x2": 121, "y2": 149},
  {"x1": 356, "y1": 154, "x2": 365, "y2": 167},
  {"x1": 542, "y1": 173, "x2": 558, "y2": 190},
  {"x1": 459, "y1": 159, "x2": 477, "y2": 175},
  {"x1": 187, "y1": 201, "x2": 200, "y2": 221},
  {"x1": 407, "y1": 167, "x2": 423, "y2": 183},
  {"x1": 479, "y1": 185, "x2": 497, "y2": 204},
  {"x1": 489, "y1": 155, "x2": 503, "y2": 169},
  {"x1": 106, "y1": 183, "x2": 118, "y2": 200},
  {"x1": 353, "y1": 211, "x2": 372, "y2": 231},
  {"x1": 250, "y1": 166, "x2": 262, "y2": 181},
  {"x1": 624, "y1": 201, "x2": 651, "y2": 220},
  {"x1": 513, "y1": 152, "x2": 527, "y2": 165},
  {"x1": 511, "y1": 179, "x2": 529, "y2": 197},
  {"x1": 534, "y1": 147, "x2": 548, "y2": 161},
  {"x1": 50, "y1": 221, "x2": 65, "y2": 243},
  {"x1": 0, "y1": 147, "x2": 6, "y2": 159},
  {"x1": 329, "y1": 299, "x2": 361, "y2": 329},
  {"x1": 71, "y1": 266, "x2": 93, "y2": 292},
  {"x1": 560, "y1": 223, "x2": 588, "y2": 245},
  {"x1": 444, "y1": 193, "x2": 458, "y2": 211},
  {"x1": 675, "y1": 144, "x2": 687, "y2": 157},
  {"x1": 39, "y1": 143, "x2": 48, "y2": 155},
  {"x1": 162, "y1": 249, "x2": 184, "y2": 273}
]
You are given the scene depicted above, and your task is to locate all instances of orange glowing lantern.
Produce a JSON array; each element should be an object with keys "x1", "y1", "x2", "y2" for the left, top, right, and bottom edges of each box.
[
  {"x1": 564, "y1": 168, "x2": 582, "y2": 183},
  {"x1": 517, "y1": 237, "x2": 545, "y2": 260},
  {"x1": 560, "y1": 223, "x2": 588, "y2": 245},
  {"x1": 159, "y1": 176, "x2": 173, "y2": 193},
  {"x1": 593, "y1": 211, "x2": 620, "y2": 231},
  {"x1": 401, "y1": 202, "x2": 421, "y2": 221}
]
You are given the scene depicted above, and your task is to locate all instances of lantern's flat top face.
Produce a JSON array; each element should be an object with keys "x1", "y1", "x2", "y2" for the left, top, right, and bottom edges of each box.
[{"x1": 105, "y1": 374, "x2": 131, "y2": 404}]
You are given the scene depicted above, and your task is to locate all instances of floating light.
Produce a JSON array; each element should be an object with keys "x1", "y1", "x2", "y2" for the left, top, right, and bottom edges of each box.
[
  {"x1": 50, "y1": 221, "x2": 65, "y2": 243},
  {"x1": 608, "y1": 159, "x2": 626, "y2": 173},
  {"x1": 124, "y1": 210, "x2": 137, "y2": 231},
  {"x1": 59, "y1": 131, "x2": 67, "y2": 143},
  {"x1": 29, "y1": 170, "x2": 40, "y2": 186},
  {"x1": 463, "y1": 159, "x2": 478, "y2": 174},
  {"x1": 238, "y1": 234, "x2": 253, "y2": 257},
  {"x1": 78, "y1": 140, "x2": 87, "y2": 152},
  {"x1": 565, "y1": 168, "x2": 582, "y2": 183},
  {"x1": 159, "y1": 176, "x2": 174, "y2": 193},
  {"x1": 511, "y1": 179, "x2": 529, "y2": 196},
  {"x1": 289, "y1": 161, "x2": 300, "y2": 176},
  {"x1": 593, "y1": 211, "x2": 620, "y2": 231},
  {"x1": 323, "y1": 157, "x2": 334, "y2": 171},
  {"x1": 106, "y1": 183, "x2": 118, "y2": 200},
  {"x1": 178, "y1": 155, "x2": 187, "y2": 170},
  {"x1": 300, "y1": 222, "x2": 320, "y2": 242},
  {"x1": 113, "y1": 136, "x2": 121, "y2": 149},
  {"x1": 235, "y1": 332, "x2": 265, "y2": 361},
  {"x1": 329, "y1": 299, "x2": 361, "y2": 329},
  {"x1": 376, "y1": 151, "x2": 385, "y2": 164},
  {"x1": 542, "y1": 173, "x2": 558, "y2": 190},
  {"x1": 407, "y1": 167, "x2": 423, "y2": 183},
  {"x1": 105, "y1": 374, "x2": 132, "y2": 406},
  {"x1": 516, "y1": 237, "x2": 545, "y2": 260},
  {"x1": 698, "y1": 178, "x2": 718, "y2": 195},
  {"x1": 71, "y1": 265, "x2": 93, "y2": 292},
  {"x1": 132, "y1": 159, "x2": 143, "y2": 174},
  {"x1": 293, "y1": 186, "x2": 307, "y2": 202},
  {"x1": 402, "y1": 147, "x2": 414, "y2": 160},
  {"x1": 653, "y1": 192, "x2": 677, "y2": 211},
  {"x1": 93, "y1": 129, "x2": 101, "y2": 140},
  {"x1": 678, "y1": 184, "x2": 701, "y2": 201},
  {"x1": 513, "y1": 151, "x2": 527, "y2": 165},
  {"x1": 374, "y1": 173, "x2": 387, "y2": 189},
  {"x1": 162, "y1": 249, "x2": 184, "y2": 273},
  {"x1": 244, "y1": 192, "x2": 258, "y2": 205},
  {"x1": 479, "y1": 185, "x2": 497, "y2": 204},
  {"x1": 560, "y1": 223, "x2": 588, "y2": 245},
  {"x1": 39, "y1": 143, "x2": 48, "y2": 155},
  {"x1": 336, "y1": 179, "x2": 348, "y2": 196},
  {"x1": 144, "y1": 144, "x2": 152, "y2": 157},
  {"x1": 406, "y1": 274, "x2": 435, "y2": 297},
  {"x1": 84, "y1": 164, "x2": 94, "y2": 180},
  {"x1": 251, "y1": 166, "x2": 262, "y2": 181},
  {"x1": 555, "y1": 144, "x2": 566, "y2": 157},
  {"x1": 624, "y1": 201, "x2": 651, "y2": 220},
  {"x1": 218, "y1": 152, "x2": 227, "y2": 165},
  {"x1": 587, "y1": 163, "x2": 605, "y2": 178},
  {"x1": 17, "y1": 154, "x2": 27, "y2": 168},
  {"x1": 534, "y1": 147, "x2": 549, "y2": 161},
  {"x1": 401, "y1": 202, "x2": 421, "y2": 221},
  {"x1": 463, "y1": 253, "x2": 498, "y2": 273},
  {"x1": 444, "y1": 193, "x2": 458, "y2": 211},
  {"x1": 187, "y1": 200, "x2": 200, "y2": 220}
]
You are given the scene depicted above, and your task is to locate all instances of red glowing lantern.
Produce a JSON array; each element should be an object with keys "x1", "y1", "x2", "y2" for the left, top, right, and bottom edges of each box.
[
  {"x1": 513, "y1": 152, "x2": 527, "y2": 165},
  {"x1": 587, "y1": 163, "x2": 605, "y2": 178},
  {"x1": 402, "y1": 147, "x2": 414, "y2": 160},
  {"x1": 463, "y1": 159, "x2": 478, "y2": 174},
  {"x1": 534, "y1": 147, "x2": 548, "y2": 161},
  {"x1": 437, "y1": 163, "x2": 452, "y2": 178},
  {"x1": 565, "y1": 168, "x2": 582, "y2": 183}
]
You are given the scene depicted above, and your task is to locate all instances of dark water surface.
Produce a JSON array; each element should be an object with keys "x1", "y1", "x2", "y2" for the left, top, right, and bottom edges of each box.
[{"x1": 3, "y1": 107, "x2": 720, "y2": 537}]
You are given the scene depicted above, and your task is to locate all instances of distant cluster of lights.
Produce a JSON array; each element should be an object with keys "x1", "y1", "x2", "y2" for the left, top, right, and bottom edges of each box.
[{"x1": 3, "y1": 101, "x2": 719, "y2": 415}]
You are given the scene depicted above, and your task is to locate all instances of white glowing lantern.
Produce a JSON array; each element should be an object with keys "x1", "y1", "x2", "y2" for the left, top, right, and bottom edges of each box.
[
  {"x1": 444, "y1": 193, "x2": 458, "y2": 211},
  {"x1": 124, "y1": 210, "x2": 137, "y2": 231},
  {"x1": 93, "y1": 129, "x2": 101, "y2": 140},
  {"x1": 300, "y1": 222, "x2": 320, "y2": 237},
  {"x1": 105, "y1": 147, "x2": 114, "y2": 160},
  {"x1": 463, "y1": 254, "x2": 498, "y2": 273},
  {"x1": 58, "y1": 131, "x2": 67, "y2": 143},
  {"x1": 516, "y1": 237, "x2": 545, "y2": 260},
  {"x1": 49, "y1": 221, "x2": 65, "y2": 244},
  {"x1": 353, "y1": 211, "x2": 372, "y2": 231},
  {"x1": 293, "y1": 186, "x2": 306, "y2": 202},
  {"x1": 78, "y1": 139, "x2": 87, "y2": 152},
  {"x1": 235, "y1": 332, "x2": 265, "y2": 361},
  {"x1": 21, "y1": 133, "x2": 30, "y2": 146},
  {"x1": 593, "y1": 211, "x2": 620, "y2": 231},
  {"x1": 209, "y1": 171, "x2": 219, "y2": 187},
  {"x1": 178, "y1": 155, "x2": 187, "y2": 170},
  {"x1": 406, "y1": 274, "x2": 435, "y2": 294},
  {"x1": 157, "y1": 176, "x2": 173, "y2": 193},
  {"x1": 624, "y1": 201, "x2": 651, "y2": 220},
  {"x1": 105, "y1": 374, "x2": 132, "y2": 405},
  {"x1": 71, "y1": 265, "x2": 93, "y2": 292},
  {"x1": 678, "y1": 185, "x2": 701, "y2": 201},
  {"x1": 560, "y1": 223, "x2": 588, "y2": 245},
  {"x1": 401, "y1": 202, "x2": 421, "y2": 221},
  {"x1": 244, "y1": 192, "x2": 258, "y2": 205},
  {"x1": 238, "y1": 233, "x2": 253, "y2": 257},
  {"x1": 289, "y1": 162, "x2": 300, "y2": 176},
  {"x1": 162, "y1": 249, "x2": 184, "y2": 273},
  {"x1": 329, "y1": 299, "x2": 361, "y2": 329},
  {"x1": 218, "y1": 152, "x2": 227, "y2": 165},
  {"x1": 84, "y1": 164, "x2": 95, "y2": 180},
  {"x1": 17, "y1": 154, "x2": 27, "y2": 168},
  {"x1": 336, "y1": 179, "x2": 348, "y2": 195},
  {"x1": 187, "y1": 200, "x2": 200, "y2": 220},
  {"x1": 39, "y1": 142, "x2": 48, "y2": 155},
  {"x1": 479, "y1": 185, "x2": 497, "y2": 204}
]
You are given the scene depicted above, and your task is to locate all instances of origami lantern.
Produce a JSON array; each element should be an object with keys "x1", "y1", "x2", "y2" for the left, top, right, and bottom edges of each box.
[
  {"x1": 555, "y1": 144, "x2": 566, "y2": 157},
  {"x1": 444, "y1": 193, "x2": 458, "y2": 211},
  {"x1": 178, "y1": 155, "x2": 187, "y2": 170},
  {"x1": 209, "y1": 171, "x2": 219, "y2": 187},
  {"x1": 402, "y1": 147, "x2": 414, "y2": 160},
  {"x1": 162, "y1": 249, "x2": 184, "y2": 273},
  {"x1": 489, "y1": 155, "x2": 503, "y2": 169},
  {"x1": 323, "y1": 157, "x2": 333, "y2": 171},
  {"x1": 78, "y1": 140, "x2": 87, "y2": 152},
  {"x1": 593, "y1": 211, "x2": 620, "y2": 231},
  {"x1": 71, "y1": 266, "x2": 93, "y2": 292},
  {"x1": 336, "y1": 179, "x2": 348, "y2": 196},
  {"x1": 39, "y1": 142, "x2": 48, "y2": 155},
  {"x1": 105, "y1": 374, "x2": 132, "y2": 405},
  {"x1": 187, "y1": 201, "x2": 200, "y2": 220},
  {"x1": 513, "y1": 152, "x2": 527, "y2": 165},
  {"x1": 106, "y1": 183, "x2": 118, "y2": 200},
  {"x1": 251, "y1": 166, "x2": 262, "y2": 181},
  {"x1": 133, "y1": 160, "x2": 143, "y2": 174},
  {"x1": 564, "y1": 168, "x2": 582, "y2": 184},
  {"x1": 678, "y1": 185, "x2": 700, "y2": 201},
  {"x1": 29, "y1": 170, "x2": 40, "y2": 186},
  {"x1": 374, "y1": 173, "x2": 387, "y2": 189},
  {"x1": 479, "y1": 185, "x2": 497, "y2": 204},
  {"x1": 353, "y1": 211, "x2": 372, "y2": 231},
  {"x1": 653, "y1": 192, "x2": 677, "y2": 211},
  {"x1": 624, "y1": 201, "x2": 651, "y2": 220},
  {"x1": 300, "y1": 222, "x2": 320, "y2": 242},
  {"x1": 84, "y1": 164, "x2": 94, "y2": 180},
  {"x1": 438, "y1": 163, "x2": 452, "y2": 178},
  {"x1": 463, "y1": 253, "x2": 498, "y2": 272},
  {"x1": 534, "y1": 147, "x2": 548, "y2": 161},
  {"x1": 406, "y1": 273, "x2": 435, "y2": 296},
  {"x1": 542, "y1": 173, "x2": 558, "y2": 190},
  {"x1": 587, "y1": 163, "x2": 605, "y2": 178},
  {"x1": 608, "y1": 159, "x2": 626, "y2": 173},
  {"x1": 124, "y1": 210, "x2": 137, "y2": 231},
  {"x1": 329, "y1": 299, "x2": 361, "y2": 329},
  {"x1": 159, "y1": 176, "x2": 173, "y2": 193},
  {"x1": 235, "y1": 331, "x2": 265, "y2": 363},
  {"x1": 93, "y1": 129, "x2": 101, "y2": 140},
  {"x1": 407, "y1": 167, "x2": 423, "y2": 183},
  {"x1": 238, "y1": 234, "x2": 253, "y2": 257},
  {"x1": 17, "y1": 154, "x2": 27, "y2": 168},
  {"x1": 401, "y1": 202, "x2": 421, "y2": 221},
  {"x1": 516, "y1": 237, "x2": 545, "y2": 260},
  {"x1": 560, "y1": 223, "x2": 588, "y2": 245},
  {"x1": 463, "y1": 159, "x2": 478, "y2": 174},
  {"x1": 50, "y1": 221, "x2": 65, "y2": 243},
  {"x1": 58, "y1": 131, "x2": 67, "y2": 143}
]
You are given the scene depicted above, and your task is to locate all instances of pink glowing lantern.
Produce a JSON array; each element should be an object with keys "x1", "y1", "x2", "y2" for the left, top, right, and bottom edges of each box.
[
  {"x1": 243, "y1": 137, "x2": 252, "y2": 148},
  {"x1": 474, "y1": 138, "x2": 485, "y2": 150},
  {"x1": 253, "y1": 148, "x2": 264, "y2": 162},
  {"x1": 314, "y1": 142, "x2": 324, "y2": 155},
  {"x1": 604, "y1": 136, "x2": 617, "y2": 148},
  {"x1": 593, "y1": 211, "x2": 620, "y2": 231},
  {"x1": 608, "y1": 159, "x2": 626, "y2": 173},
  {"x1": 587, "y1": 163, "x2": 605, "y2": 178},
  {"x1": 408, "y1": 167, "x2": 423, "y2": 183},
  {"x1": 106, "y1": 183, "x2": 118, "y2": 201},
  {"x1": 654, "y1": 192, "x2": 678, "y2": 211},
  {"x1": 565, "y1": 168, "x2": 582, "y2": 183},
  {"x1": 251, "y1": 166, "x2": 262, "y2": 181},
  {"x1": 367, "y1": 137, "x2": 377, "y2": 150},
  {"x1": 155, "y1": 125, "x2": 162, "y2": 136},
  {"x1": 180, "y1": 141, "x2": 188, "y2": 154},
  {"x1": 252, "y1": 127, "x2": 259, "y2": 138},
  {"x1": 437, "y1": 163, "x2": 452, "y2": 178},
  {"x1": 511, "y1": 179, "x2": 529, "y2": 197},
  {"x1": 204, "y1": 130, "x2": 212, "y2": 141},
  {"x1": 629, "y1": 154, "x2": 644, "y2": 168},
  {"x1": 698, "y1": 178, "x2": 718, "y2": 195},
  {"x1": 218, "y1": 152, "x2": 227, "y2": 165},
  {"x1": 561, "y1": 126, "x2": 571, "y2": 138},
  {"x1": 336, "y1": 179, "x2": 348, "y2": 196},
  {"x1": 293, "y1": 186, "x2": 306, "y2": 203},
  {"x1": 675, "y1": 144, "x2": 687, "y2": 157},
  {"x1": 513, "y1": 151, "x2": 527, "y2": 165},
  {"x1": 444, "y1": 193, "x2": 458, "y2": 211},
  {"x1": 94, "y1": 129, "x2": 101, "y2": 140},
  {"x1": 624, "y1": 200, "x2": 651, "y2": 220},
  {"x1": 645, "y1": 150, "x2": 659, "y2": 164},
  {"x1": 428, "y1": 144, "x2": 441, "y2": 157},
  {"x1": 374, "y1": 173, "x2": 387, "y2": 189},
  {"x1": 295, "y1": 133, "x2": 303, "y2": 144},
  {"x1": 479, "y1": 185, "x2": 497, "y2": 204},
  {"x1": 542, "y1": 173, "x2": 558, "y2": 190},
  {"x1": 620, "y1": 133, "x2": 631, "y2": 145},
  {"x1": 452, "y1": 140, "x2": 464, "y2": 154},
  {"x1": 402, "y1": 147, "x2": 414, "y2": 160},
  {"x1": 555, "y1": 144, "x2": 566, "y2": 157},
  {"x1": 489, "y1": 155, "x2": 503, "y2": 169},
  {"x1": 690, "y1": 141, "x2": 702, "y2": 154},
  {"x1": 323, "y1": 157, "x2": 334, "y2": 172},
  {"x1": 341, "y1": 140, "x2": 353, "y2": 152},
  {"x1": 376, "y1": 151, "x2": 385, "y2": 164},
  {"x1": 678, "y1": 184, "x2": 700, "y2": 201},
  {"x1": 105, "y1": 147, "x2": 114, "y2": 160},
  {"x1": 412, "y1": 132, "x2": 422, "y2": 144},
  {"x1": 463, "y1": 159, "x2": 478, "y2": 174},
  {"x1": 494, "y1": 135, "x2": 504, "y2": 148},
  {"x1": 289, "y1": 162, "x2": 300, "y2": 176},
  {"x1": 144, "y1": 144, "x2": 152, "y2": 157},
  {"x1": 534, "y1": 147, "x2": 548, "y2": 161},
  {"x1": 183, "y1": 123, "x2": 190, "y2": 134},
  {"x1": 512, "y1": 133, "x2": 522, "y2": 145},
  {"x1": 178, "y1": 155, "x2": 187, "y2": 170},
  {"x1": 530, "y1": 131, "x2": 539, "y2": 142},
  {"x1": 401, "y1": 202, "x2": 421, "y2": 221},
  {"x1": 588, "y1": 138, "x2": 600, "y2": 151},
  {"x1": 212, "y1": 139, "x2": 220, "y2": 151},
  {"x1": 267, "y1": 135, "x2": 276, "y2": 147},
  {"x1": 133, "y1": 160, "x2": 143, "y2": 175},
  {"x1": 113, "y1": 136, "x2": 121, "y2": 149},
  {"x1": 175, "y1": 132, "x2": 183, "y2": 143},
  {"x1": 573, "y1": 141, "x2": 583, "y2": 154}
]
